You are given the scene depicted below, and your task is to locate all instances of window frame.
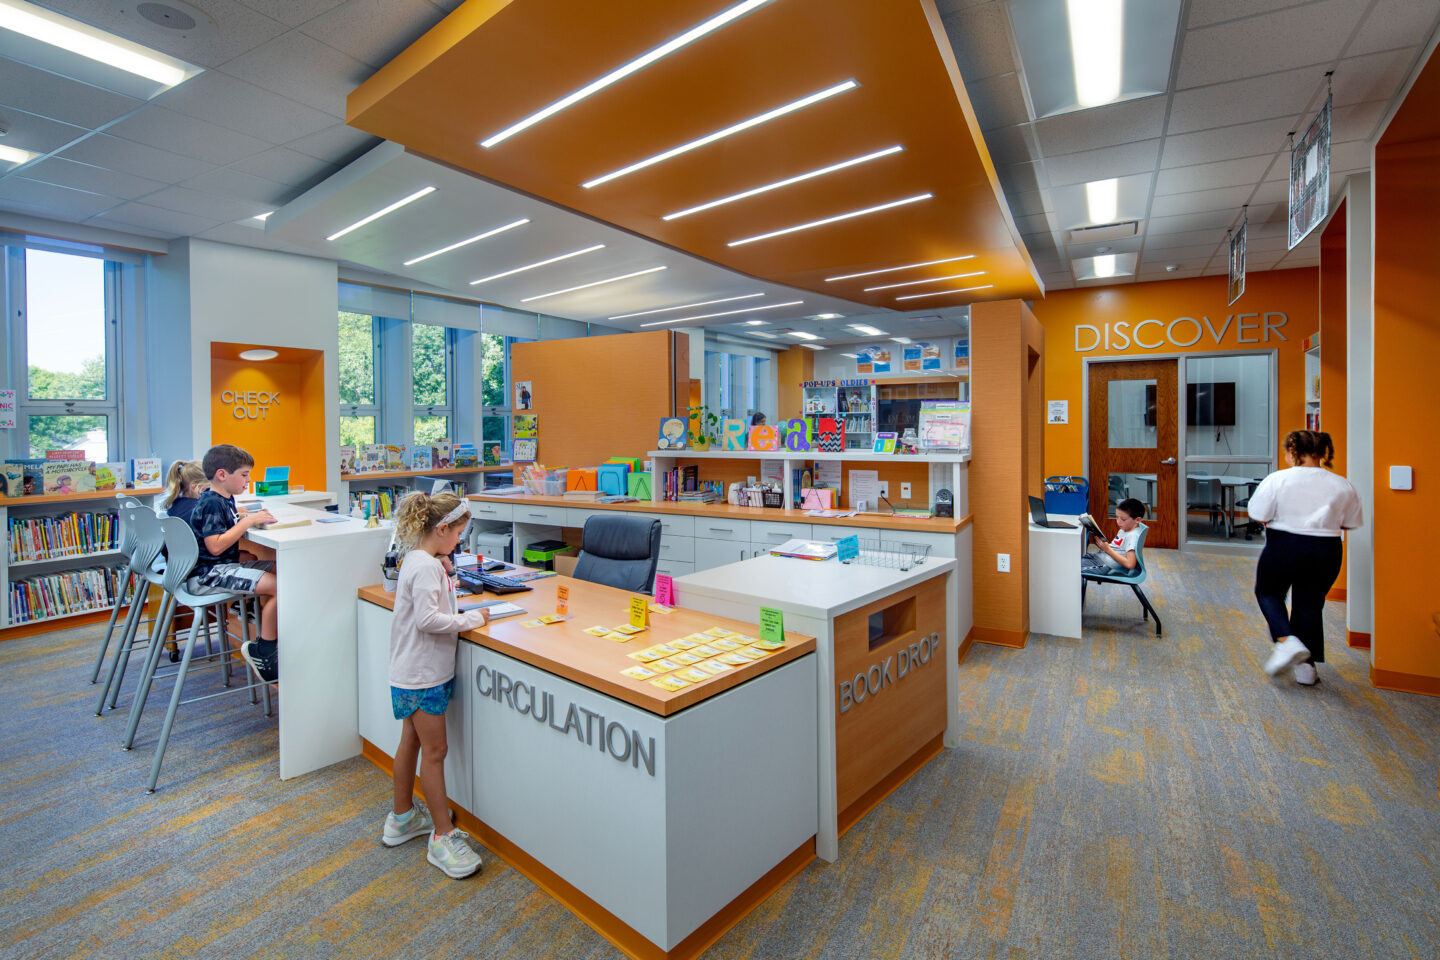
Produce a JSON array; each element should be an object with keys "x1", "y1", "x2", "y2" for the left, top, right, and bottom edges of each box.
[
  {"x1": 411, "y1": 323, "x2": 456, "y2": 445},
  {"x1": 338, "y1": 310, "x2": 383, "y2": 446}
]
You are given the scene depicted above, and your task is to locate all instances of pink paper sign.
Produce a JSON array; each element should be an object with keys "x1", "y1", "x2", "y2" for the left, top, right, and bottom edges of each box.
[{"x1": 654, "y1": 573, "x2": 675, "y2": 607}]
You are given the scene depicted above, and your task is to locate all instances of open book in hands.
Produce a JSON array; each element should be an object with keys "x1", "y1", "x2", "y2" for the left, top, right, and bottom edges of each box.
[{"x1": 1077, "y1": 513, "x2": 1107, "y2": 539}]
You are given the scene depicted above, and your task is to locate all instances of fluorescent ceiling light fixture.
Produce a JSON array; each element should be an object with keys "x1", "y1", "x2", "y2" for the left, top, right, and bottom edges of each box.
[
  {"x1": 238, "y1": 349, "x2": 278, "y2": 361},
  {"x1": 743, "y1": 320, "x2": 768, "y2": 326},
  {"x1": 252, "y1": 211, "x2": 273, "y2": 222},
  {"x1": 749, "y1": 331, "x2": 778, "y2": 338},
  {"x1": 608, "y1": 292, "x2": 763, "y2": 321},
  {"x1": 0, "y1": 144, "x2": 37, "y2": 166},
  {"x1": 521, "y1": 266, "x2": 667, "y2": 303},
  {"x1": 786, "y1": 331, "x2": 820, "y2": 340},
  {"x1": 583, "y1": 79, "x2": 858, "y2": 189},
  {"x1": 1091, "y1": 253, "x2": 1117, "y2": 278},
  {"x1": 729, "y1": 193, "x2": 932, "y2": 247},
  {"x1": 661, "y1": 145, "x2": 903, "y2": 220},
  {"x1": 0, "y1": 0, "x2": 199, "y2": 87},
  {"x1": 639, "y1": 299, "x2": 803, "y2": 327},
  {"x1": 403, "y1": 218, "x2": 529, "y2": 266},
  {"x1": 327, "y1": 186, "x2": 435, "y2": 241},
  {"x1": 1067, "y1": 0, "x2": 1123, "y2": 108},
  {"x1": 826, "y1": 255, "x2": 974, "y2": 282},
  {"x1": 863, "y1": 270, "x2": 984, "y2": 292},
  {"x1": 480, "y1": 0, "x2": 771, "y2": 148},
  {"x1": 469, "y1": 243, "x2": 605, "y2": 285},
  {"x1": 848, "y1": 324, "x2": 887, "y2": 336},
  {"x1": 801, "y1": 343, "x2": 825, "y2": 350},
  {"x1": 841, "y1": 353, "x2": 859, "y2": 358},
  {"x1": 895, "y1": 285, "x2": 994, "y2": 301},
  {"x1": 812, "y1": 313, "x2": 842, "y2": 319},
  {"x1": 891, "y1": 337, "x2": 912, "y2": 344},
  {"x1": 1085, "y1": 178, "x2": 1118, "y2": 224}
]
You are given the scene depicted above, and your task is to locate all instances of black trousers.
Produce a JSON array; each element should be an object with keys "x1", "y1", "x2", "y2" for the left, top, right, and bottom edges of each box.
[{"x1": 1254, "y1": 528, "x2": 1343, "y2": 663}]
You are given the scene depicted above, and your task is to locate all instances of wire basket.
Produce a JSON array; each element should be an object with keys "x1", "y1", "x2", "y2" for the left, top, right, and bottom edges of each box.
[
  {"x1": 761, "y1": 488, "x2": 785, "y2": 508},
  {"x1": 841, "y1": 539, "x2": 932, "y2": 571}
]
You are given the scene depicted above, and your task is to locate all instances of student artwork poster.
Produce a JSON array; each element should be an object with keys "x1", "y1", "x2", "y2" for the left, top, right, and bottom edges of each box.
[
  {"x1": 515, "y1": 381, "x2": 532, "y2": 410},
  {"x1": 856, "y1": 346, "x2": 891, "y2": 374}
]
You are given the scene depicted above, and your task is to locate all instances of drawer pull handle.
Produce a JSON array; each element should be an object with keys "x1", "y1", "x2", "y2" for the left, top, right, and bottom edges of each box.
[
  {"x1": 527, "y1": 513, "x2": 547, "y2": 518},
  {"x1": 708, "y1": 527, "x2": 734, "y2": 533}
]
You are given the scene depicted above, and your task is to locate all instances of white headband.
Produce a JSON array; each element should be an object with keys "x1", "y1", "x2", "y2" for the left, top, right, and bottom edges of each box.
[{"x1": 441, "y1": 500, "x2": 471, "y2": 527}]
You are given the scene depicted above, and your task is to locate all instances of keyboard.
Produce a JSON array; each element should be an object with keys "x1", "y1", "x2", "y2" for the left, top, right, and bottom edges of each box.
[{"x1": 456, "y1": 570, "x2": 533, "y2": 595}]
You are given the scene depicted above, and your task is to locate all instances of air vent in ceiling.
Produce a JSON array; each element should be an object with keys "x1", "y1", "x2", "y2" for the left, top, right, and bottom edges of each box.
[{"x1": 1067, "y1": 221, "x2": 1139, "y2": 245}]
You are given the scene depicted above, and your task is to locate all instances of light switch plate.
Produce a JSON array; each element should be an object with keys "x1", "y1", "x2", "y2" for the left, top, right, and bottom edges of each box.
[
  {"x1": 901, "y1": 482, "x2": 912, "y2": 499},
  {"x1": 1390, "y1": 465, "x2": 1413, "y2": 491}
]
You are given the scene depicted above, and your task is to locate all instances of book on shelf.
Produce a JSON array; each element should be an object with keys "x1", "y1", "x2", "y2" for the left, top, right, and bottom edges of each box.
[
  {"x1": 339, "y1": 445, "x2": 356, "y2": 474},
  {"x1": 42, "y1": 461, "x2": 96, "y2": 494},
  {"x1": 358, "y1": 444, "x2": 385, "y2": 473},
  {"x1": 0, "y1": 464, "x2": 23, "y2": 497},
  {"x1": 9, "y1": 564, "x2": 135, "y2": 625},
  {"x1": 451, "y1": 444, "x2": 479, "y2": 468},
  {"x1": 384, "y1": 444, "x2": 407, "y2": 470},
  {"x1": 411, "y1": 448, "x2": 434, "y2": 470},
  {"x1": 432, "y1": 440, "x2": 453, "y2": 469},
  {"x1": 94, "y1": 462, "x2": 128, "y2": 491},
  {"x1": 131, "y1": 457, "x2": 162, "y2": 488},
  {"x1": 8, "y1": 510, "x2": 118, "y2": 562}
]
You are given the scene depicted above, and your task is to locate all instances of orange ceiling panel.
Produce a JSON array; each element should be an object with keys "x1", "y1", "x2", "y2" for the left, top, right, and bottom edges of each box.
[{"x1": 347, "y1": 0, "x2": 1042, "y2": 310}]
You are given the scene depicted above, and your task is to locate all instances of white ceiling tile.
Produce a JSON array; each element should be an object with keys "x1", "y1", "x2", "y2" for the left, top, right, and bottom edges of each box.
[
  {"x1": 1044, "y1": 139, "x2": 1161, "y2": 186},
  {"x1": 1186, "y1": 0, "x2": 1314, "y2": 29},
  {"x1": 1146, "y1": 211, "x2": 1237, "y2": 236},
  {"x1": 1139, "y1": 243, "x2": 1221, "y2": 262},
  {"x1": 0, "y1": 59, "x2": 142, "y2": 129},
  {"x1": 1346, "y1": 0, "x2": 1440, "y2": 57},
  {"x1": 60, "y1": 133, "x2": 214, "y2": 183},
  {"x1": 1331, "y1": 100, "x2": 1390, "y2": 143},
  {"x1": 1333, "y1": 48, "x2": 1423, "y2": 106},
  {"x1": 0, "y1": 106, "x2": 89, "y2": 155},
  {"x1": 227, "y1": 147, "x2": 340, "y2": 190},
  {"x1": 220, "y1": 30, "x2": 372, "y2": 117},
  {"x1": 21, "y1": 157, "x2": 166, "y2": 201},
  {"x1": 1168, "y1": 67, "x2": 1321, "y2": 135},
  {"x1": 1155, "y1": 154, "x2": 1277, "y2": 194},
  {"x1": 181, "y1": 168, "x2": 294, "y2": 207},
  {"x1": 90, "y1": 201, "x2": 221, "y2": 238},
  {"x1": 106, "y1": 106, "x2": 270, "y2": 166},
  {"x1": 965, "y1": 72, "x2": 1031, "y2": 131},
  {"x1": 1201, "y1": 263, "x2": 1228, "y2": 275},
  {"x1": 153, "y1": 72, "x2": 335, "y2": 144},
  {"x1": 1014, "y1": 212, "x2": 1051, "y2": 234},
  {"x1": 1149, "y1": 185, "x2": 1254, "y2": 219},
  {"x1": 300, "y1": 0, "x2": 449, "y2": 69},
  {"x1": 40, "y1": 0, "x2": 289, "y2": 69},
  {"x1": 235, "y1": 0, "x2": 350, "y2": 28},
  {"x1": 1161, "y1": 118, "x2": 1289, "y2": 168},
  {"x1": 1241, "y1": 233, "x2": 1296, "y2": 253},
  {"x1": 0, "y1": 176, "x2": 119, "y2": 219},
  {"x1": 1249, "y1": 180, "x2": 1290, "y2": 205},
  {"x1": 1004, "y1": 189, "x2": 1048, "y2": 219},
  {"x1": 1176, "y1": 0, "x2": 1366, "y2": 88},
  {"x1": 941, "y1": 2, "x2": 1017, "y2": 81},
  {"x1": 980, "y1": 124, "x2": 1036, "y2": 166},
  {"x1": 283, "y1": 123, "x2": 382, "y2": 163},
  {"x1": 1032, "y1": 96, "x2": 1167, "y2": 155},
  {"x1": 143, "y1": 184, "x2": 269, "y2": 222},
  {"x1": 1330, "y1": 139, "x2": 1373, "y2": 172},
  {"x1": 997, "y1": 161, "x2": 1044, "y2": 196}
]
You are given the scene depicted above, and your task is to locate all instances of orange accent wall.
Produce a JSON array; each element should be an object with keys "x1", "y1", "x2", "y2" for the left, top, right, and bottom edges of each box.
[
  {"x1": 1373, "y1": 48, "x2": 1440, "y2": 687},
  {"x1": 776, "y1": 346, "x2": 814, "y2": 421},
  {"x1": 209, "y1": 344, "x2": 326, "y2": 492},
  {"x1": 1030, "y1": 268, "x2": 1318, "y2": 479},
  {"x1": 1319, "y1": 200, "x2": 1349, "y2": 592}
]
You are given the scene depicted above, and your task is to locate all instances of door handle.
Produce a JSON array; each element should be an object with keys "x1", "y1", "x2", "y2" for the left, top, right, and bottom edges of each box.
[{"x1": 1160, "y1": 458, "x2": 1177, "y2": 465}]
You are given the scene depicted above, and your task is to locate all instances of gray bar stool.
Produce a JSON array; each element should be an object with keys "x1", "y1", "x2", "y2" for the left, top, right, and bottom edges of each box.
[
  {"x1": 88, "y1": 495, "x2": 148, "y2": 684},
  {"x1": 93, "y1": 506, "x2": 167, "y2": 715}
]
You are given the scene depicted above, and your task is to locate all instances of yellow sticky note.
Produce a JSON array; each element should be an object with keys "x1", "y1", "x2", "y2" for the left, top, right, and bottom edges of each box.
[
  {"x1": 691, "y1": 645, "x2": 722, "y2": 658},
  {"x1": 669, "y1": 638, "x2": 699, "y2": 651},
  {"x1": 628, "y1": 649, "x2": 663, "y2": 662},
  {"x1": 650, "y1": 676, "x2": 689, "y2": 691},
  {"x1": 605, "y1": 632, "x2": 634, "y2": 643},
  {"x1": 743, "y1": 645, "x2": 776, "y2": 657},
  {"x1": 697, "y1": 660, "x2": 732, "y2": 675},
  {"x1": 677, "y1": 667, "x2": 710, "y2": 683},
  {"x1": 710, "y1": 638, "x2": 742, "y2": 651},
  {"x1": 702, "y1": 627, "x2": 736, "y2": 638},
  {"x1": 648, "y1": 603, "x2": 673, "y2": 614},
  {"x1": 613, "y1": 624, "x2": 646, "y2": 636},
  {"x1": 629, "y1": 596, "x2": 650, "y2": 629},
  {"x1": 538, "y1": 614, "x2": 568, "y2": 625},
  {"x1": 650, "y1": 644, "x2": 680, "y2": 656},
  {"x1": 620, "y1": 665, "x2": 657, "y2": 680},
  {"x1": 732, "y1": 648, "x2": 765, "y2": 662},
  {"x1": 671, "y1": 652, "x2": 702, "y2": 666},
  {"x1": 718, "y1": 653, "x2": 751, "y2": 666},
  {"x1": 522, "y1": 619, "x2": 545, "y2": 628},
  {"x1": 649, "y1": 658, "x2": 683, "y2": 674}
]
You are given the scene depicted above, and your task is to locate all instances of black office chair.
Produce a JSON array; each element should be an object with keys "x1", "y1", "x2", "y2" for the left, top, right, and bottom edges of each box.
[{"x1": 573, "y1": 515, "x2": 662, "y2": 593}]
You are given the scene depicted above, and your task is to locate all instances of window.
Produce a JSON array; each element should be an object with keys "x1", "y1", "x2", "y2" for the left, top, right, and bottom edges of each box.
[
  {"x1": 338, "y1": 311, "x2": 381, "y2": 446},
  {"x1": 412, "y1": 323, "x2": 452, "y2": 444},
  {"x1": 13, "y1": 248, "x2": 120, "y2": 461},
  {"x1": 480, "y1": 332, "x2": 508, "y2": 455},
  {"x1": 704, "y1": 349, "x2": 770, "y2": 422}
]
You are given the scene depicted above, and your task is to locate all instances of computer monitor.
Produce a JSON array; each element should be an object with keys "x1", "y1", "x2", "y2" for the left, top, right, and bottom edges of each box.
[{"x1": 413, "y1": 476, "x2": 460, "y2": 495}]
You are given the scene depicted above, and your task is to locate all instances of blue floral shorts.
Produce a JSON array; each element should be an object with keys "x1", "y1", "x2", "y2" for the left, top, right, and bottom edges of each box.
[{"x1": 391, "y1": 678, "x2": 454, "y2": 719}]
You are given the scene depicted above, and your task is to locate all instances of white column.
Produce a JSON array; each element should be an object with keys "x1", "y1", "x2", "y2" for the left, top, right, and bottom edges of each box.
[{"x1": 1346, "y1": 171, "x2": 1374, "y2": 653}]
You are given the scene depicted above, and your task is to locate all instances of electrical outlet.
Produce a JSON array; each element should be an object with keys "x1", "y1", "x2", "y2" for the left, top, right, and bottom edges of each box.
[
  {"x1": 878, "y1": 481, "x2": 889, "y2": 498},
  {"x1": 997, "y1": 553, "x2": 1010, "y2": 573},
  {"x1": 900, "y1": 482, "x2": 912, "y2": 499}
]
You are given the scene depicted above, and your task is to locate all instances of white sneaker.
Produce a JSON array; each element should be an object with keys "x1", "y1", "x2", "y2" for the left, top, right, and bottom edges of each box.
[
  {"x1": 1294, "y1": 662, "x2": 1318, "y2": 685},
  {"x1": 427, "y1": 829, "x2": 483, "y2": 878},
  {"x1": 1263, "y1": 636, "x2": 1309, "y2": 676},
  {"x1": 381, "y1": 799, "x2": 433, "y2": 847}
]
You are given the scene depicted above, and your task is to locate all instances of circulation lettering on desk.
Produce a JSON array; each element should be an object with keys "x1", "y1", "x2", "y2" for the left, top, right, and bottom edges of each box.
[{"x1": 838, "y1": 632, "x2": 941, "y2": 713}]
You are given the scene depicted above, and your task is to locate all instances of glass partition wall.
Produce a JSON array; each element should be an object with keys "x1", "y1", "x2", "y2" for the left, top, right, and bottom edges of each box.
[{"x1": 1180, "y1": 353, "x2": 1276, "y2": 545}]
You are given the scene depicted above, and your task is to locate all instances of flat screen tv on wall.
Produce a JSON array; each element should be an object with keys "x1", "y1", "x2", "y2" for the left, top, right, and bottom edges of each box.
[{"x1": 1188, "y1": 382, "x2": 1237, "y2": 426}]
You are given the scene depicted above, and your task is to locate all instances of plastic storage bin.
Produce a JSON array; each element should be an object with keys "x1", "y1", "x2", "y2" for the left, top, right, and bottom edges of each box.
[
  {"x1": 597, "y1": 463, "x2": 630, "y2": 496},
  {"x1": 1043, "y1": 475, "x2": 1088, "y2": 516},
  {"x1": 523, "y1": 539, "x2": 575, "y2": 571}
]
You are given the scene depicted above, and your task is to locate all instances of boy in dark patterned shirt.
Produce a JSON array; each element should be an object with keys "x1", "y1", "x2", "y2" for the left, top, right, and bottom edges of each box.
[{"x1": 188, "y1": 444, "x2": 280, "y2": 682}]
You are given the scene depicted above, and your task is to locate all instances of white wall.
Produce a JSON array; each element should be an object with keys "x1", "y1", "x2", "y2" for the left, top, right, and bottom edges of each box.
[{"x1": 144, "y1": 239, "x2": 194, "y2": 464}]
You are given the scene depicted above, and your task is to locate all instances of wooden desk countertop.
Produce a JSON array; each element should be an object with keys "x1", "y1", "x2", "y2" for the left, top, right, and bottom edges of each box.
[
  {"x1": 468, "y1": 492, "x2": 971, "y2": 534},
  {"x1": 358, "y1": 574, "x2": 815, "y2": 717}
]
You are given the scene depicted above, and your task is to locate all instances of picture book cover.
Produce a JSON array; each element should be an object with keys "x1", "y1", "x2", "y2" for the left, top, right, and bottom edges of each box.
[
  {"x1": 432, "y1": 440, "x2": 452, "y2": 468},
  {"x1": 358, "y1": 445, "x2": 385, "y2": 473},
  {"x1": 657, "y1": 417, "x2": 686, "y2": 449},
  {"x1": 0, "y1": 463, "x2": 23, "y2": 497},
  {"x1": 483, "y1": 443, "x2": 502, "y2": 466},
  {"x1": 94, "y1": 462, "x2": 128, "y2": 490},
  {"x1": 339, "y1": 445, "x2": 355, "y2": 474},
  {"x1": 513, "y1": 414, "x2": 538, "y2": 439},
  {"x1": 43, "y1": 461, "x2": 95, "y2": 494},
  {"x1": 452, "y1": 443, "x2": 478, "y2": 468},
  {"x1": 383, "y1": 444, "x2": 406, "y2": 470},
  {"x1": 46, "y1": 449, "x2": 86, "y2": 461},
  {"x1": 410, "y1": 448, "x2": 433, "y2": 470},
  {"x1": 12, "y1": 459, "x2": 46, "y2": 495},
  {"x1": 131, "y1": 457, "x2": 162, "y2": 487}
]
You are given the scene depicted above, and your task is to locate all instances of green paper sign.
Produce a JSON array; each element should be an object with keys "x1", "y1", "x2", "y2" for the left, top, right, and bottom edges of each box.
[{"x1": 759, "y1": 606, "x2": 784, "y2": 644}]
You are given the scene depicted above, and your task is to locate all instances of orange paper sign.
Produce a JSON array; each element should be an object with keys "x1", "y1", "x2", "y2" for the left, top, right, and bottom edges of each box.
[{"x1": 557, "y1": 584, "x2": 569, "y2": 617}]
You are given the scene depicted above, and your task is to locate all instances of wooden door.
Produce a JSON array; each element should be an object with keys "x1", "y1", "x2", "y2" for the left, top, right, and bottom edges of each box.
[{"x1": 1087, "y1": 359, "x2": 1178, "y2": 548}]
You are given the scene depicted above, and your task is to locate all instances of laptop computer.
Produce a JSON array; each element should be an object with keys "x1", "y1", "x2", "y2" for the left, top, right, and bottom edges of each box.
[{"x1": 1029, "y1": 495, "x2": 1076, "y2": 528}]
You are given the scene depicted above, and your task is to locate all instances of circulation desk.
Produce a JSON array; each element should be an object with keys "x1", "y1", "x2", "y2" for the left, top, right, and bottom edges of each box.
[{"x1": 356, "y1": 576, "x2": 819, "y2": 959}]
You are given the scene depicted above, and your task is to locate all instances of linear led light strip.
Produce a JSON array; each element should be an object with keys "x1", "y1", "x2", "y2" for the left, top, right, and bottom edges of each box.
[
  {"x1": 480, "y1": 0, "x2": 772, "y2": 148},
  {"x1": 895, "y1": 284, "x2": 994, "y2": 301},
  {"x1": 825, "y1": 255, "x2": 974, "y2": 282},
  {"x1": 864, "y1": 270, "x2": 984, "y2": 292},
  {"x1": 0, "y1": 0, "x2": 198, "y2": 86},
  {"x1": 0, "y1": 144, "x2": 38, "y2": 167},
  {"x1": 469, "y1": 244, "x2": 605, "y2": 285},
  {"x1": 728, "y1": 193, "x2": 932, "y2": 247},
  {"x1": 609, "y1": 292, "x2": 763, "y2": 320},
  {"x1": 403, "y1": 218, "x2": 529, "y2": 266},
  {"x1": 583, "y1": 79, "x2": 858, "y2": 189},
  {"x1": 521, "y1": 266, "x2": 667, "y2": 303},
  {"x1": 662, "y1": 145, "x2": 903, "y2": 220},
  {"x1": 639, "y1": 299, "x2": 803, "y2": 327},
  {"x1": 327, "y1": 186, "x2": 435, "y2": 242}
]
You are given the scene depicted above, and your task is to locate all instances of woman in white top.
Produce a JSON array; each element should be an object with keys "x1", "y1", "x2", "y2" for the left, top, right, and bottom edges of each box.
[{"x1": 1249, "y1": 430, "x2": 1363, "y2": 685}]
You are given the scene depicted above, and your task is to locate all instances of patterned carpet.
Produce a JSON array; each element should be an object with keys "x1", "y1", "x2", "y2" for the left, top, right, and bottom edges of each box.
[{"x1": 1, "y1": 549, "x2": 1437, "y2": 959}]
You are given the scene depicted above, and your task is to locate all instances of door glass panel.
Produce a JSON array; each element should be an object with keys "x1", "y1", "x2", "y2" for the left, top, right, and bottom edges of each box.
[
  {"x1": 1185, "y1": 355, "x2": 1271, "y2": 457},
  {"x1": 1107, "y1": 379, "x2": 1157, "y2": 448},
  {"x1": 1107, "y1": 472, "x2": 1158, "y2": 514},
  {"x1": 1184, "y1": 461, "x2": 1269, "y2": 542}
]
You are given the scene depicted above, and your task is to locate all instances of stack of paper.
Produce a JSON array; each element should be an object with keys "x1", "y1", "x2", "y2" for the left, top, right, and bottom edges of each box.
[{"x1": 769, "y1": 539, "x2": 838, "y2": 561}]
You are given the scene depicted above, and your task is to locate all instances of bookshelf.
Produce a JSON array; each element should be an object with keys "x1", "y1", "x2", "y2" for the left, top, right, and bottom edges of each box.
[
  {"x1": 0, "y1": 487, "x2": 161, "y2": 631},
  {"x1": 802, "y1": 383, "x2": 877, "y2": 450},
  {"x1": 1303, "y1": 332, "x2": 1321, "y2": 430},
  {"x1": 339, "y1": 465, "x2": 514, "y2": 517}
]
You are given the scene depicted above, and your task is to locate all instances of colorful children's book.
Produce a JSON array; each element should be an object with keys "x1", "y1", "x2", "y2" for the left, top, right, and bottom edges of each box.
[
  {"x1": 93, "y1": 462, "x2": 124, "y2": 491},
  {"x1": 513, "y1": 414, "x2": 538, "y2": 439},
  {"x1": 451, "y1": 443, "x2": 478, "y2": 468},
  {"x1": 131, "y1": 457, "x2": 162, "y2": 488},
  {"x1": 657, "y1": 417, "x2": 687, "y2": 450},
  {"x1": 0, "y1": 463, "x2": 24, "y2": 497},
  {"x1": 358, "y1": 445, "x2": 385, "y2": 473},
  {"x1": 339, "y1": 445, "x2": 356, "y2": 474},
  {"x1": 12, "y1": 459, "x2": 46, "y2": 495},
  {"x1": 432, "y1": 440, "x2": 452, "y2": 469},
  {"x1": 483, "y1": 443, "x2": 502, "y2": 466},
  {"x1": 383, "y1": 444, "x2": 406, "y2": 470},
  {"x1": 411, "y1": 448, "x2": 433, "y2": 470},
  {"x1": 43, "y1": 461, "x2": 95, "y2": 494}
]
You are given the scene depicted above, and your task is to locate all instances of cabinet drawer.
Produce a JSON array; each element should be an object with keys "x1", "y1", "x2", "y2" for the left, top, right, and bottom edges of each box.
[
  {"x1": 657, "y1": 514, "x2": 694, "y2": 538},
  {"x1": 750, "y1": 521, "x2": 812, "y2": 545},
  {"x1": 695, "y1": 518, "x2": 751, "y2": 542},
  {"x1": 658, "y1": 535, "x2": 695, "y2": 563},
  {"x1": 566, "y1": 508, "x2": 603, "y2": 529},
  {"x1": 514, "y1": 505, "x2": 568, "y2": 525},
  {"x1": 693, "y1": 537, "x2": 754, "y2": 571},
  {"x1": 655, "y1": 559, "x2": 694, "y2": 579},
  {"x1": 468, "y1": 501, "x2": 512, "y2": 522}
]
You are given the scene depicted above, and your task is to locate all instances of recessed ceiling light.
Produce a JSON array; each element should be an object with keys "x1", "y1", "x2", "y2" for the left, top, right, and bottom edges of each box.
[
  {"x1": 742, "y1": 320, "x2": 768, "y2": 326},
  {"x1": 749, "y1": 331, "x2": 778, "y2": 339},
  {"x1": 1092, "y1": 253, "x2": 1117, "y2": 278},
  {"x1": 1165, "y1": 264, "x2": 1178, "y2": 272},
  {"x1": 520, "y1": 265, "x2": 667, "y2": 303},
  {"x1": 1068, "y1": 0, "x2": 1122, "y2": 107},
  {"x1": 848, "y1": 324, "x2": 887, "y2": 336},
  {"x1": 661, "y1": 145, "x2": 903, "y2": 220},
  {"x1": 480, "y1": 0, "x2": 772, "y2": 148},
  {"x1": 895, "y1": 285, "x2": 994, "y2": 301},
  {"x1": 825, "y1": 255, "x2": 974, "y2": 282},
  {"x1": 0, "y1": 143, "x2": 37, "y2": 167},
  {"x1": 812, "y1": 313, "x2": 842, "y2": 319},
  {"x1": 639, "y1": 300, "x2": 804, "y2": 327},
  {"x1": 326, "y1": 186, "x2": 435, "y2": 241},
  {"x1": 608, "y1": 292, "x2": 763, "y2": 320},
  {"x1": 863, "y1": 270, "x2": 985, "y2": 292},
  {"x1": 583, "y1": 79, "x2": 859, "y2": 189},
  {"x1": 801, "y1": 343, "x2": 825, "y2": 350},
  {"x1": 841, "y1": 353, "x2": 860, "y2": 358},
  {"x1": 891, "y1": 337, "x2": 912, "y2": 344},
  {"x1": 238, "y1": 348, "x2": 278, "y2": 361},
  {"x1": 1085, "y1": 178, "x2": 1118, "y2": 224},
  {"x1": 786, "y1": 331, "x2": 820, "y2": 340},
  {"x1": 403, "y1": 218, "x2": 529, "y2": 266},
  {"x1": 252, "y1": 211, "x2": 273, "y2": 221},
  {"x1": 728, "y1": 193, "x2": 932, "y2": 247},
  {"x1": 0, "y1": 0, "x2": 200, "y2": 87},
  {"x1": 469, "y1": 243, "x2": 605, "y2": 285}
]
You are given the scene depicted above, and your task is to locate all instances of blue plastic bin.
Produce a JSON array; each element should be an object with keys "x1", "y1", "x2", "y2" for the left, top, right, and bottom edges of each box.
[
  {"x1": 596, "y1": 463, "x2": 630, "y2": 496},
  {"x1": 1043, "y1": 475, "x2": 1088, "y2": 515}
]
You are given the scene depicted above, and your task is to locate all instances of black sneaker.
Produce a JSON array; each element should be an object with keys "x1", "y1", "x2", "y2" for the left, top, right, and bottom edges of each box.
[{"x1": 241, "y1": 639, "x2": 278, "y2": 684}]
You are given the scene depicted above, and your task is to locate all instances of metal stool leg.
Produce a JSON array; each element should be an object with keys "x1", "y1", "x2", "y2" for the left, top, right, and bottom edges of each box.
[
  {"x1": 108, "y1": 587, "x2": 161, "y2": 712},
  {"x1": 96, "y1": 589, "x2": 149, "y2": 715},
  {"x1": 145, "y1": 610, "x2": 206, "y2": 793},
  {"x1": 122, "y1": 594, "x2": 179, "y2": 750},
  {"x1": 89, "y1": 569, "x2": 136, "y2": 684}
]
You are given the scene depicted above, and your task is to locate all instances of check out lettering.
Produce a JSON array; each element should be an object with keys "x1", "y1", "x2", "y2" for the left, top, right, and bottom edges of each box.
[{"x1": 1074, "y1": 312, "x2": 1288, "y2": 352}]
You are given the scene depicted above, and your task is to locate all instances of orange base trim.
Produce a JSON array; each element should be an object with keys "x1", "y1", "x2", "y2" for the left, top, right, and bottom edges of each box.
[
  {"x1": 361, "y1": 739, "x2": 815, "y2": 960},
  {"x1": 838, "y1": 731, "x2": 944, "y2": 837},
  {"x1": 1370, "y1": 667, "x2": 1440, "y2": 699},
  {"x1": 1346, "y1": 630, "x2": 1371, "y2": 649},
  {"x1": 957, "y1": 629, "x2": 976, "y2": 664},
  {"x1": 970, "y1": 626, "x2": 1027, "y2": 648},
  {"x1": 1328, "y1": 587, "x2": 1347, "y2": 602}
]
